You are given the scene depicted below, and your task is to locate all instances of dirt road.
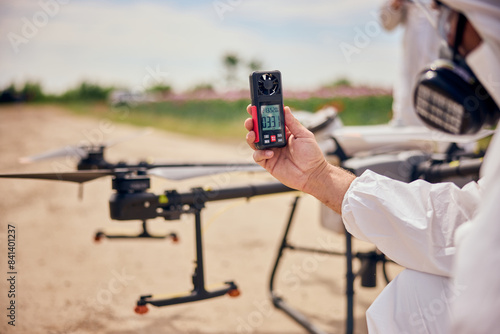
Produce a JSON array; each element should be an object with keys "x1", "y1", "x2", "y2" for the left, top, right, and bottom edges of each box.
[{"x1": 0, "y1": 104, "x2": 394, "y2": 334}]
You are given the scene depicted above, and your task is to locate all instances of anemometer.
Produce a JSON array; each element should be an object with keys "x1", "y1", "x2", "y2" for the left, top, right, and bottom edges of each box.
[{"x1": 249, "y1": 70, "x2": 287, "y2": 150}]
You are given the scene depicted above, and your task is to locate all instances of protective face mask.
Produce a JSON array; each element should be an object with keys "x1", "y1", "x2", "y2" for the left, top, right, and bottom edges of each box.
[
  {"x1": 412, "y1": 3, "x2": 500, "y2": 135},
  {"x1": 413, "y1": 46, "x2": 500, "y2": 135}
]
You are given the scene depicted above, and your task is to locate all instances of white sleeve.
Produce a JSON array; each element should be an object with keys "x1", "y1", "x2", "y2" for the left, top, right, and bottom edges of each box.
[
  {"x1": 450, "y1": 130, "x2": 500, "y2": 333},
  {"x1": 341, "y1": 170, "x2": 481, "y2": 277}
]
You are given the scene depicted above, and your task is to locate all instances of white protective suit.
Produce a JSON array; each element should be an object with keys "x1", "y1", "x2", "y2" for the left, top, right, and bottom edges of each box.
[
  {"x1": 342, "y1": 1, "x2": 500, "y2": 333},
  {"x1": 379, "y1": 0, "x2": 441, "y2": 127}
]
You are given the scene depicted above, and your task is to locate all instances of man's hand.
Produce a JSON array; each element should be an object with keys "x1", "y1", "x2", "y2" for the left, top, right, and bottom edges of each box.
[
  {"x1": 244, "y1": 105, "x2": 356, "y2": 213},
  {"x1": 244, "y1": 105, "x2": 327, "y2": 192}
]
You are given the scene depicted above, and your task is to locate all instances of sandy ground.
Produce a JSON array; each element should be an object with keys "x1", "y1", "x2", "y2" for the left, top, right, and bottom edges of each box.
[{"x1": 0, "y1": 104, "x2": 401, "y2": 334}]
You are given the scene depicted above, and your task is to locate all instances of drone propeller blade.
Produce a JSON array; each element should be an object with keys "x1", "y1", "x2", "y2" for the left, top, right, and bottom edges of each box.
[
  {"x1": 19, "y1": 146, "x2": 88, "y2": 164},
  {"x1": 147, "y1": 164, "x2": 264, "y2": 181},
  {"x1": 0, "y1": 170, "x2": 114, "y2": 183},
  {"x1": 104, "y1": 128, "x2": 153, "y2": 148},
  {"x1": 18, "y1": 129, "x2": 152, "y2": 164}
]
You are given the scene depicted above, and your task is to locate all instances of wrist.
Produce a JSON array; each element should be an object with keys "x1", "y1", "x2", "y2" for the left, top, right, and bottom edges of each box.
[{"x1": 303, "y1": 162, "x2": 356, "y2": 214}]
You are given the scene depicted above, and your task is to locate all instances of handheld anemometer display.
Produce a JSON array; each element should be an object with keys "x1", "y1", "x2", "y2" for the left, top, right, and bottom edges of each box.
[{"x1": 249, "y1": 70, "x2": 286, "y2": 150}]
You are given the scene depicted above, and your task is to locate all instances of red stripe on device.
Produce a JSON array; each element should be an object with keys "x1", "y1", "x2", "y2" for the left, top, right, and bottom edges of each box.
[{"x1": 251, "y1": 105, "x2": 259, "y2": 143}]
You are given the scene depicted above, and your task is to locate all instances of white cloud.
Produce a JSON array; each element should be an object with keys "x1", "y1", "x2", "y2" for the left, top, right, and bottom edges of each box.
[
  {"x1": 226, "y1": 0, "x2": 382, "y2": 25},
  {"x1": 0, "y1": 0, "x2": 400, "y2": 93}
]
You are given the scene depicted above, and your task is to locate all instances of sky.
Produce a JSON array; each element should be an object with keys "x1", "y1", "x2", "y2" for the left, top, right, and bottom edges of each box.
[{"x1": 0, "y1": 0, "x2": 404, "y2": 94}]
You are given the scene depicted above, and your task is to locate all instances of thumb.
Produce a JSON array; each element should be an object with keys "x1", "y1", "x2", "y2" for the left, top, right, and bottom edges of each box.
[{"x1": 283, "y1": 106, "x2": 313, "y2": 139}]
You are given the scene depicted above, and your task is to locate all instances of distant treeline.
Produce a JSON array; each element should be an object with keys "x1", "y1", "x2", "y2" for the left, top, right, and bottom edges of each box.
[
  {"x1": 0, "y1": 81, "x2": 114, "y2": 103},
  {"x1": 0, "y1": 77, "x2": 357, "y2": 104}
]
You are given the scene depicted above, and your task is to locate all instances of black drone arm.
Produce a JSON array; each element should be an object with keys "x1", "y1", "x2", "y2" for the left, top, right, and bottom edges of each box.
[
  {"x1": 109, "y1": 182, "x2": 295, "y2": 222},
  {"x1": 413, "y1": 158, "x2": 482, "y2": 183}
]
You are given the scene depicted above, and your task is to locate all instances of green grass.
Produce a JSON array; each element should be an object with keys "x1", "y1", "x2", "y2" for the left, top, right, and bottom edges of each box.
[
  {"x1": 287, "y1": 95, "x2": 393, "y2": 126},
  {"x1": 60, "y1": 95, "x2": 393, "y2": 140}
]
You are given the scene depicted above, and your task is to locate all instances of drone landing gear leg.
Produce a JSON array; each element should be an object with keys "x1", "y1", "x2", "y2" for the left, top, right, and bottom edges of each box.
[
  {"x1": 345, "y1": 231, "x2": 355, "y2": 334},
  {"x1": 269, "y1": 197, "x2": 390, "y2": 334},
  {"x1": 94, "y1": 220, "x2": 178, "y2": 242},
  {"x1": 269, "y1": 196, "x2": 342, "y2": 334},
  {"x1": 135, "y1": 207, "x2": 239, "y2": 314}
]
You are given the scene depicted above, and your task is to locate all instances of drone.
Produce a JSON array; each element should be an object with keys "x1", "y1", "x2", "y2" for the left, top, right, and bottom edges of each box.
[
  {"x1": 0, "y1": 112, "x2": 492, "y2": 333},
  {"x1": 0, "y1": 130, "x2": 295, "y2": 314}
]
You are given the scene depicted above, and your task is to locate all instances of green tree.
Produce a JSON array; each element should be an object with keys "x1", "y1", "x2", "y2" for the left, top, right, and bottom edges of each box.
[
  {"x1": 61, "y1": 82, "x2": 112, "y2": 101},
  {"x1": 222, "y1": 53, "x2": 240, "y2": 88},
  {"x1": 247, "y1": 59, "x2": 263, "y2": 72},
  {"x1": 190, "y1": 83, "x2": 214, "y2": 93},
  {"x1": 324, "y1": 77, "x2": 352, "y2": 88},
  {"x1": 147, "y1": 84, "x2": 172, "y2": 97},
  {"x1": 20, "y1": 81, "x2": 44, "y2": 101},
  {"x1": 0, "y1": 83, "x2": 19, "y2": 103}
]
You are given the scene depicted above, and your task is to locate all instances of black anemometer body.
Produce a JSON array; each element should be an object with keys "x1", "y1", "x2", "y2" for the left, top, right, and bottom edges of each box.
[{"x1": 249, "y1": 70, "x2": 287, "y2": 150}]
